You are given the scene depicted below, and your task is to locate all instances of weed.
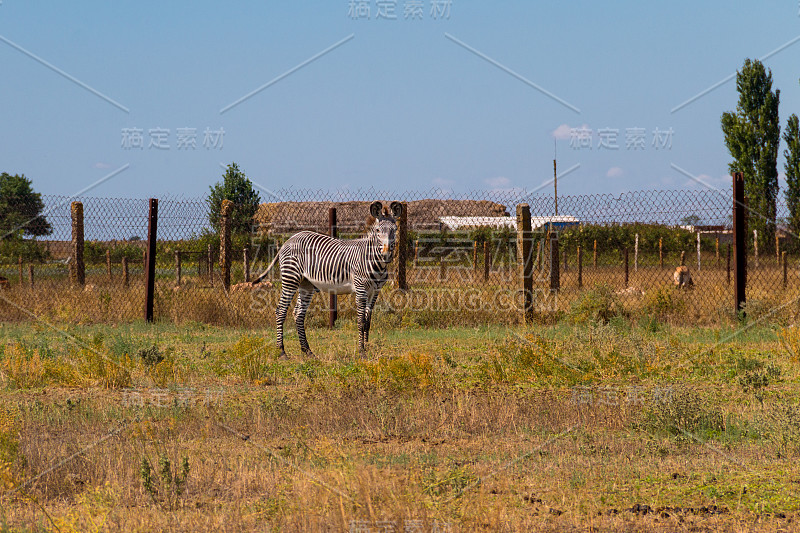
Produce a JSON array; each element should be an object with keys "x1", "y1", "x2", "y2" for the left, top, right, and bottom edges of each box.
[
  {"x1": 568, "y1": 284, "x2": 625, "y2": 325},
  {"x1": 635, "y1": 386, "x2": 725, "y2": 441},
  {"x1": 140, "y1": 453, "x2": 190, "y2": 511}
]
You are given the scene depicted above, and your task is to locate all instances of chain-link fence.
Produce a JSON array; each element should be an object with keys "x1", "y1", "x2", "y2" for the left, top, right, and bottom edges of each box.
[{"x1": 1, "y1": 188, "x2": 798, "y2": 327}]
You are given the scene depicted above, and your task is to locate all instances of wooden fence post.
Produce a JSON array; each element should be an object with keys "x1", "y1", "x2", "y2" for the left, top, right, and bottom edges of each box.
[
  {"x1": 563, "y1": 249, "x2": 568, "y2": 272},
  {"x1": 243, "y1": 248, "x2": 250, "y2": 283},
  {"x1": 144, "y1": 198, "x2": 158, "y2": 323},
  {"x1": 733, "y1": 172, "x2": 747, "y2": 314},
  {"x1": 219, "y1": 199, "x2": 233, "y2": 292},
  {"x1": 753, "y1": 229, "x2": 759, "y2": 269},
  {"x1": 397, "y1": 202, "x2": 408, "y2": 290},
  {"x1": 18, "y1": 256, "x2": 23, "y2": 285},
  {"x1": 716, "y1": 236, "x2": 720, "y2": 268},
  {"x1": 70, "y1": 202, "x2": 85, "y2": 286},
  {"x1": 577, "y1": 245, "x2": 583, "y2": 289},
  {"x1": 122, "y1": 257, "x2": 129, "y2": 287},
  {"x1": 634, "y1": 233, "x2": 639, "y2": 272},
  {"x1": 28, "y1": 264, "x2": 34, "y2": 288},
  {"x1": 414, "y1": 239, "x2": 419, "y2": 267},
  {"x1": 329, "y1": 207, "x2": 337, "y2": 328},
  {"x1": 696, "y1": 232, "x2": 701, "y2": 271},
  {"x1": 516, "y1": 204, "x2": 534, "y2": 322},
  {"x1": 659, "y1": 237, "x2": 663, "y2": 268},
  {"x1": 593, "y1": 239, "x2": 597, "y2": 268}
]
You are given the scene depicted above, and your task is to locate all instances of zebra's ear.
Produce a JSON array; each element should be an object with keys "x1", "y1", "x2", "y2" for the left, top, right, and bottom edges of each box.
[
  {"x1": 390, "y1": 201, "x2": 403, "y2": 218},
  {"x1": 369, "y1": 201, "x2": 383, "y2": 218}
]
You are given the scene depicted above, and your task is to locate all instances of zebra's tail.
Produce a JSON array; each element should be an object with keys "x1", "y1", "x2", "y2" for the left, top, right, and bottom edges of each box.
[{"x1": 251, "y1": 252, "x2": 280, "y2": 286}]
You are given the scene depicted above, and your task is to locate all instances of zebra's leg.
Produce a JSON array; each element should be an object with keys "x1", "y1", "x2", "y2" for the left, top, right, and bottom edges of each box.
[
  {"x1": 363, "y1": 291, "x2": 380, "y2": 346},
  {"x1": 275, "y1": 276, "x2": 299, "y2": 359},
  {"x1": 294, "y1": 284, "x2": 316, "y2": 356},
  {"x1": 355, "y1": 288, "x2": 368, "y2": 356}
]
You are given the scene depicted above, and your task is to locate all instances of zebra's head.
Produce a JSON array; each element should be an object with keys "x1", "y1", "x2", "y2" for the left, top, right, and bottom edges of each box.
[{"x1": 369, "y1": 201, "x2": 403, "y2": 262}]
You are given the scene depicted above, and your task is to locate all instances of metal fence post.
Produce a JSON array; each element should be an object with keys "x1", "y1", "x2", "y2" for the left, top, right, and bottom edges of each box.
[
  {"x1": 329, "y1": 207, "x2": 337, "y2": 328},
  {"x1": 577, "y1": 245, "x2": 583, "y2": 289},
  {"x1": 243, "y1": 248, "x2": 250, "y2": 283},
  {"x1": 70, "y1": 202, "x2": 85, "y2": 286},
  {"x1": 733, "y1": 172, "x2": 747, "y2": 314},
  {"x1": 516, "y1": 204, "x2": 533, "y2": 322},
  {"x1": 624, "y1": 248, "x2": 629, "y2": 288},
  {"x1": 397, "y1": 202, "x2": 408, "y2": 290},
  {"x1": 550, "y1": 231, "x2": 560, "y2": 292},
  {"x1": 219, "y1": 199, "x2": 233, "y2": 292},
  {"x1": 144, "y1": 198, "x2": 158, "y2": 323}
]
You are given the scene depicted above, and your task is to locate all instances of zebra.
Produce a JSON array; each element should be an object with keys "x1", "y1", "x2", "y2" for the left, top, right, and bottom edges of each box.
[{"x1": 252, "y1": 201, "x2": 402, "y2": 358}]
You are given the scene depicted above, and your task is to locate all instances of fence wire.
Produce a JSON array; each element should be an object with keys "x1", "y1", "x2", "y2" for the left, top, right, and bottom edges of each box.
[{"x1": 1, "y1": 189, "x2": 798, "y2": 328}]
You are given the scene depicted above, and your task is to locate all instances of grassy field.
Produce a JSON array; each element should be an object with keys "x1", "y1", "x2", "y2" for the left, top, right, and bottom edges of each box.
[{"x1": 1, "y1": 304, "x2": 800, "y2": 532}]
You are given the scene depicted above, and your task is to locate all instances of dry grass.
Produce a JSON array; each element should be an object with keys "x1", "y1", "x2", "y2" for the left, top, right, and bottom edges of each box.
[{"x1": 0, "y1": 320, "x2": 799, "y2": 531}]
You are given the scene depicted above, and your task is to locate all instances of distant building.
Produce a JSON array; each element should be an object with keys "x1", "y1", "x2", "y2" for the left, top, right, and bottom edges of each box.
[{"x1": 439, "y1": 215, "x2": 579, "y2": 232}]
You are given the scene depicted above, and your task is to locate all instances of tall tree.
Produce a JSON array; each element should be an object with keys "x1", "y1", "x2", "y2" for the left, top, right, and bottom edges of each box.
[
  {"x1": 785, "y1": 112, "x2": 800, "y2": 240},
  {"x1": 721, "y1": 58, "x2": 781, "y2": 253},
  {"x1": 0, "y1": 172, "x2": 52, "y2": 238},
  {"x1": 207, "y1": 163, "x2": 261, "y2": 234}
]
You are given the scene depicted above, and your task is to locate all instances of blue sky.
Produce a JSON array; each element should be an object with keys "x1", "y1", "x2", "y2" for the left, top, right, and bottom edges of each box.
[{"x1": 1, "y1": 1, "x2": 800, "y2": 200}]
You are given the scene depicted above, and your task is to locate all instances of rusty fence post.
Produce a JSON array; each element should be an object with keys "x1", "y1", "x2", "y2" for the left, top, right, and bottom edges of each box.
[
  {"x1": 207, "y1": 244, "x2": 214, "y2": 287},
  {"x1": 659, "y1": 237, "x2": 663, "y2": 268},
  {"x1": 593, "y1": 239, "x2": 597, "y2": 268},
  {"x1": 516, "y1": 204, "x2": 533, "y2": 323},
  {"x1": 726, "y1": 243, "x2": 731, "y2": 285},
  {"x1": 243, "y1": 248, "x2": 250, "y2": 283},
  {"x1": 144, "y1": 198, "x2": 158, "y2": 323},
  {"x1": 783, "y1": 251, "x2": 788, "y2": 290},
  {"x1": 716, "y1": 236, "x2": 720, "y2": 268},
  {"x1": 106, "y1": 249, "x2": 112, "y2": 281},
  {"x1": 483, "y1": 240, "x2": 490, "y2": 282},
  {"x1": 329, "y1": 207, "x2": 337, "y2": 328},
  {"x1": 28, "y1": 264, "x2": 34, "y2": 288},
  {"x1": 70, "y1": 202, "x2": 85, "y2": 287},
  {"x1": 397, "y1": 202, "x2": 408, "y2": 290},
  {"x1": 733, "y1": 172, "x2": 747, "y2": 314},
  {"x1": 175, "y1": 251, "x2": 181, "y2": 286},
  {"x1": 577, "y1": 245, "x2": 583, "y2": 289},
  {"x1": 122, "y1": 257, "x2": 129, "y2": 288},
  {"x1": 219, "y1": 199, "x2": 233, "y2": 292}
]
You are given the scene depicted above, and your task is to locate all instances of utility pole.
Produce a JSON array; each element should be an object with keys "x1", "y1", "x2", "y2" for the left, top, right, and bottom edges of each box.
[{"x1": 553, "y1": 139, "x2": 558, "y2": 216}]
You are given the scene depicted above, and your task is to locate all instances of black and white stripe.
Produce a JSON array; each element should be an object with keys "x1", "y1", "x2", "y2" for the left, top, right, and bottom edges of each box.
[{"x1": 254, "y1": 201, "x2": 402, "y2": 357}]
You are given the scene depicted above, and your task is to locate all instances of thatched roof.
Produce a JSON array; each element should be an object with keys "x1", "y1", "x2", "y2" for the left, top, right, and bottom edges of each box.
[{"x1": 254, "y1": 199, "x2": 509, "y2": 234}]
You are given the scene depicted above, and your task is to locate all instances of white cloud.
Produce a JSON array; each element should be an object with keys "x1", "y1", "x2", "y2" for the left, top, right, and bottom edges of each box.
[
  {"x1": 432, "y1": 177, "x2": 455, "y2": 187},
  {"x1": 552, "y1": 123, "x2": 591, "y2": 140},
  {"x1": 484, "y1": 176, "x2": 511, "y2": 188},
  {"x1": 606, "y1": 166, "x2": 623, "y2": 178}
]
